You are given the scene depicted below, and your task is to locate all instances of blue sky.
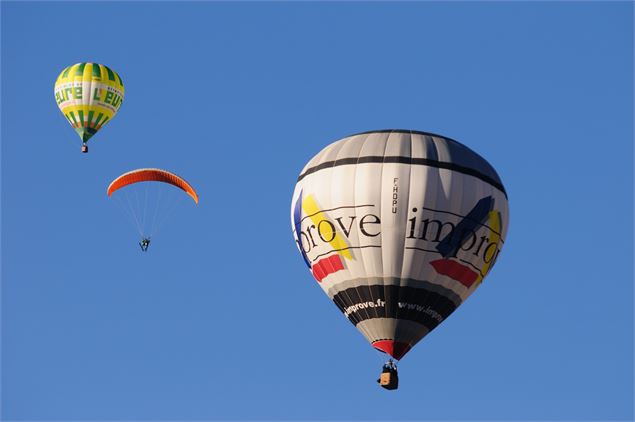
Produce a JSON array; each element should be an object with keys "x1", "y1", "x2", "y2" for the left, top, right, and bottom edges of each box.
[{"x1": 1, "y1": 1, "x2": 633, "y2": 420}]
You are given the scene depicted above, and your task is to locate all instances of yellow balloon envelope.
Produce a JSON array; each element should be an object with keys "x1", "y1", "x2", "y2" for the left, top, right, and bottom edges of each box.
[{"x1": 54, "y1": 62, "x2": 124, "y2": 152}]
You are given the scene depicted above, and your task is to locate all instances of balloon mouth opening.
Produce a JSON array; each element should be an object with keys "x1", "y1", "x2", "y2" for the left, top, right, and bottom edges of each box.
[
  {"x1": 75, "y1": 127, "x2": 96, "y2": 142},
  {"x1": 372, "y1": 340, "x2": 411, "y2": 360}
]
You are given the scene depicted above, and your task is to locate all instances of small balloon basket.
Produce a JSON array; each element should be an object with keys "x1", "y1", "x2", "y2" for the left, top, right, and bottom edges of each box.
[{"x1": 378, "y1": 359, "x2": 399, "y2": 390}]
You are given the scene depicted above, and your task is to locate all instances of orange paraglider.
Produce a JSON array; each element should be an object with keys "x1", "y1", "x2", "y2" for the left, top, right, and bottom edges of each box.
[{"x1": 107, "y1": 168, "x2": 198, "y2": 251}]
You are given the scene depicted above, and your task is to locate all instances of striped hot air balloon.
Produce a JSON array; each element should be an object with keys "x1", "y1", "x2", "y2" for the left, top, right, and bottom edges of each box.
[
  {"x1": 54, "y1": 62, "x2": 124, "y2": 153},
  {"x1": 290, "y1": 130, "x2": 509, "y2": 367}
]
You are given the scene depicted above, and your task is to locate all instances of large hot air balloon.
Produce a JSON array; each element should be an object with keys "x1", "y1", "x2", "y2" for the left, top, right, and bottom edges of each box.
[
  {"x1": 54, "y1": 62, "x2": 124, "y2": 153},
  {"x1": 290, "y1": 130, "x2": 509, "y2": 388},
  {"x1": 107, "y1": 168, "x2": 198, "y2": 251}
]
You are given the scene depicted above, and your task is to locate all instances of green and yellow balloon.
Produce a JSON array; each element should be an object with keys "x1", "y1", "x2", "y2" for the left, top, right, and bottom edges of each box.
[{"x1": 54, "y1": 62, "x2": 124, "y2": 153}]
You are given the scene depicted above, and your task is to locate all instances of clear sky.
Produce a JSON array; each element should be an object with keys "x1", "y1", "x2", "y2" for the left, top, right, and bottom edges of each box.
[{"x1": 1, "y1": 1, "x2": 633, "y2": 421}]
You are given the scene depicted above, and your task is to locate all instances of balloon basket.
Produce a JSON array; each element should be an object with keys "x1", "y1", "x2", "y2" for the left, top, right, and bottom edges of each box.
[{"x1": 378, "y1": 360, "x2": 399, "y2": 390}]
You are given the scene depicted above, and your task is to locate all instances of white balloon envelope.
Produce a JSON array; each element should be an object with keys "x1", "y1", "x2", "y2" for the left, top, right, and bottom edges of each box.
[{"x1": 290, "y1": 130, "x2": 509, "y2": 360}]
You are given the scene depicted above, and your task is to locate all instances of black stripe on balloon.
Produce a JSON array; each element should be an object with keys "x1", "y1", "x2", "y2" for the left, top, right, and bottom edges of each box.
[
  {"x1": 297, "y1": 156, "x2": 507, "y2": 197},
  {"x1": 333, "y1": 284, "x2": 458, "y2": 330},
  {"x1": 347, "y1": 129, "x2": 460, "y2": 139}
]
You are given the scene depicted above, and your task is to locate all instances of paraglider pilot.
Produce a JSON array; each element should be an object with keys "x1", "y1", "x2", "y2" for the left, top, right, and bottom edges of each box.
[
  {"x1": 139, "y1": 238, "x2": 151, "y2": 252},
  {"x1": 377, "y1": 359, "x2": 399, "y2": 390}
]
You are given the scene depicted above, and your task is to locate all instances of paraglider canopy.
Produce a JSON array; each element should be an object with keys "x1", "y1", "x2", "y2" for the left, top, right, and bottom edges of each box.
[{"x1": 107, "y1": 168, "x2": 199, "y2": 203}]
